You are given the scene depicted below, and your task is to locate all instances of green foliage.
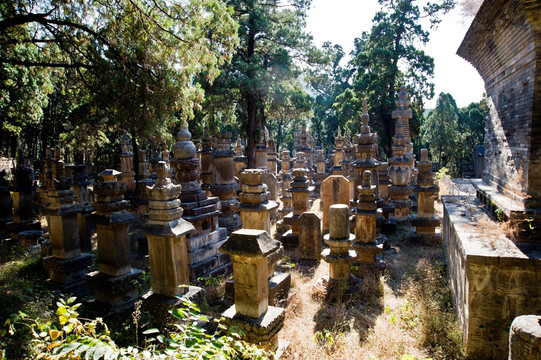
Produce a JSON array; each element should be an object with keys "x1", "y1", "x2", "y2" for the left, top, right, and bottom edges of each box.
[
  {"x1": 200, "y1": 0, "x2": 321, "y2": 165},
  {"x1": 421, "y1": 93, "x2": 486, "y2": 177},
  {"x1": 1, "y1": 0, "x2": 238, "y2": 161},
  {"x1": 2, "y1": 297, "x2": 271, "y2": 359},
  {"x1": 332, "y1": 0, "x2": 454, "y2": 154}
]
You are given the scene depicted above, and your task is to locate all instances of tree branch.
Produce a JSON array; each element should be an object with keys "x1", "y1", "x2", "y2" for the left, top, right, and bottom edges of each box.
[{"x1": 0, "y1": 57, "x2": 91, "y2": 69}]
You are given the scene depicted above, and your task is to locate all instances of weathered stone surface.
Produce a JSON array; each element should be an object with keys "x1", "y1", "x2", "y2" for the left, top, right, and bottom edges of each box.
[
  {"x1": 321, "y1": 175, "x2": 350, "y2": 232},
  {"x1": 509, "y1": 315, "x2": 541, "y2": 360},
  {"x1": 86, "y1": 269, "x2": 142, "y2": 311},
  {"x1": 298, "y1": 212, "x2": 321, "y2": 260},
  {"x1": 443, "y1": 195, "x2": 541, "y2": 359}
]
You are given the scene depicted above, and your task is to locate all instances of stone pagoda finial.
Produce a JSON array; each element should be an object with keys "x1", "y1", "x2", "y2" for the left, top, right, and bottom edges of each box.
[
  {"x1": 235, "y1": 136, "x2": 244, "y2": 156},
  {"x1": 395, "y1": 85, "x2": 410, "y2": 110},
  {"x1": 173, "y1": 119, "x2": 196, "y2": 160}
]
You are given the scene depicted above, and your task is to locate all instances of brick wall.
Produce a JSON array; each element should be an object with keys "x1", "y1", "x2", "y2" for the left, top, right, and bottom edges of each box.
[
  {"x1": 443, "y1": 195, "x2": 541, "y2": 359},
  {"x1": 457, "y1": 0, "x2": 541, "y2": 208}
]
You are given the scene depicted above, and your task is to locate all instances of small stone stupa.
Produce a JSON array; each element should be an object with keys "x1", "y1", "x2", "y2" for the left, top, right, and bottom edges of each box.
[
  {"x1": 353, "y1": 99, "x2": 380, "y2": 200},
  {"x1": 86, "y1": 169, "x2": 142, "y2": 311},
  {"x1": 42, "y1": 146, "x2": 91, "y2": 289},
  {"x1": 388, "y1": 118, "x2": 412, "y2": 220},
  {"x1": 411, "y1": 149, "x2": 441, "y2": 245},
  {"x1": 210, "y1": 132, "x2": 241, "y2": 234},
  {"x1": 142, "y1": 161, "x2": 201, "y2": 319},
  {"x1": 220, "y1": 229, "x2": 285, "y2": 352},
  {"x1": 352, "y1": 171, "x2": 384, "y2": 274},
  {"x1": 322, "y1": 204, "x2": 357, "y2": 283}
]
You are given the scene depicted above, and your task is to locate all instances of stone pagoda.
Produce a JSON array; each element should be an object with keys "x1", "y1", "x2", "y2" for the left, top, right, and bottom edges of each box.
[
  {"x1": 0, "y1": 170, "x2": 12, "y2": 231},
  {"x1": 170, "y1": 121, "x2": 228, "y2": 279},
  {"x1": 66, "y1": 164, "x2": 93, "y2": 252},
  {"x1": 220, "y1": 229, "x2": 285, "y2": 352},
  {"x1": 278, "y1": 148, "x2": 293, "y2": 218},
  {"x1": 233, "y1": 136, "x2": 247, "y2": 186},
  {"x1": 199, "y1": 129, "x2": 213, "y2": 196},
  {"x1": 86, "y1": 169, "x2": 141, "y2": 311},
  {"x1": 392, "y1": 85, "x2": 415, "y2": 170},
  {"x1": 142, "y1": 161, "x2": 202, "y2": 319},
  {"x1": 255, "y1": 137, "x2": 268, "y2": 169},
  {"x1": 331, "y1": 128, "x2": 344, "y2": 175},
  {"x1": 42, "y1": 146, "x2": 91, "y2": 289},
  {"x1": 282, "y1": 152, "x2": 314, "y2": 247},
  {"x1": 352, "y1": 99, "x2": 380, "y2": 200},
  {"x1": 314, "y1": 148, "x2": 328, "y2": 194},
  {"x1": 230, "y1": 169, "x2": 289, "y2": 305},
  {"x1": 411, "y1": 149, "x2": 440, "y2": 244},
  {"x1": 322, "y1": 204, "x2": 357, "y2": 283},
  {"x1": 211, "y1": 132, "x2": 241, "y2": 234},
  {"x1": 236, "y1": 169, "x2": 278, "y2": 234},
  {"x1": 267, "y1": 136, "x2": 278, "y2": 175},
  {"x1": 7, "y1": 149, "x2": 40, "y2": 238},
  {"x1": 352, "y1": 171, "x2": 383, "y2": 274},
  {"x1": 119, "y1": 131, "x2": 136, "y2": 193},
  {"x1": 388, "y1": 118, "x2": 412, "y2": 220}
]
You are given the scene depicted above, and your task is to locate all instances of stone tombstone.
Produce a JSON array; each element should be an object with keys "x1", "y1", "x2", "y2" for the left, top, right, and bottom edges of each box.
[
  {"x1": 170, "y1": 121, "x2": 228, "y2": 279},
  {"x1": 220, "y1": 229, "x2": 285, "y2": 351},
  {"x1": 322, "y1": 204, "x2": 356, "y2": 282},
  {"x1": 298, "y1": 212, "x2": 322, "y2": 260},
  {"x1": 321, "y1": 175, "x2": 350, "y2": 232},
  {"x1": 261, "y1": 171, "x2": 278, "y2": 202},
  {"x1": 86, "y1": 169, "x2": 142, "y2": 311}
]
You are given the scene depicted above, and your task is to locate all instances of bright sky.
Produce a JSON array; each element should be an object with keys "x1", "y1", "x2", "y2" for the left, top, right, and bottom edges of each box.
[{"x1": 305, "y1": 0, "x2": 485, "y2": 109}]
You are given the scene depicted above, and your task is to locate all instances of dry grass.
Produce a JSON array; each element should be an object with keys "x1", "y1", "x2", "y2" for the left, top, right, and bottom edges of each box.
[{"x1": 275, "y1": 201, "x2": 465, "y2": 360}]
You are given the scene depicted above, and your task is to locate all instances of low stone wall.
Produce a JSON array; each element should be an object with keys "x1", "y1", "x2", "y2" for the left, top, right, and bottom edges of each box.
[{"x1": 443, "y1": 195, "x2": 541, "y2": 359}]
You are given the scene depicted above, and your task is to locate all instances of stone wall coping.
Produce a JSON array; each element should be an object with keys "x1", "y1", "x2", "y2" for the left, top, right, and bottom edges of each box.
[{"x1": 442, "y1": 195, "x2": 541, "y2": 265}]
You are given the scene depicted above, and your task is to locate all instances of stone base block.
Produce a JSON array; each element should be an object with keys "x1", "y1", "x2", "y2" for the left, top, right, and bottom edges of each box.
[
  {"x1": 443, "y1": 195, "x2": 541, "y2": 359},
  {"x1": 189, "y1": 252, "x2": 230, "y2": 280},
  {"x1": 188, "y1": 238, "x2": 227, "y2": 265},
  {"x1": 18, "y1": 230, "x2": 43, "y2": 247},
  {"x1": 280, "y1": 229, "x2": 298, "y2": 247},
  {"x1": 86, "y1": 269, "x2": 143, "y2": 312},
  {"x1": 141, "y1": 287, "x2": 204, "y2": 324},
  {"x1": 225, "y1": 271, "x2": 291, "y2": 307},
  {"x1": 381, "y1": 219, "x2": 396, "y2": 235},
  {"x1": 410, "y1": 228, "x2": 442, "y2": 246},
  {"x1": 410, "y1": 214, "x2": 440, "y2": 228},
  {"x1": 8, "y1": 220, "x2": 41, "y2": 239},
  {"x1": 186, "y1": 227, "x2": 227, "y2": 252},
  {"x1": 509, "y1": 315, "x2": 541, "y2": 360},
  {"x1": 221, "y1": 305, "x2": 285, "y2": 352},
  {"x1": 351, "y1": 259, "x2": 386, "y2": 278},
  {"x1": 42, "y1": 253, "x2": 93, "y2": 289}
]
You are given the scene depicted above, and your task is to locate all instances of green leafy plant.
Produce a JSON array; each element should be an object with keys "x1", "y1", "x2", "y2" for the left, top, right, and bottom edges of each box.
[{"x1": 2, "y1": 296, "x2": 271, "y2": 359}]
